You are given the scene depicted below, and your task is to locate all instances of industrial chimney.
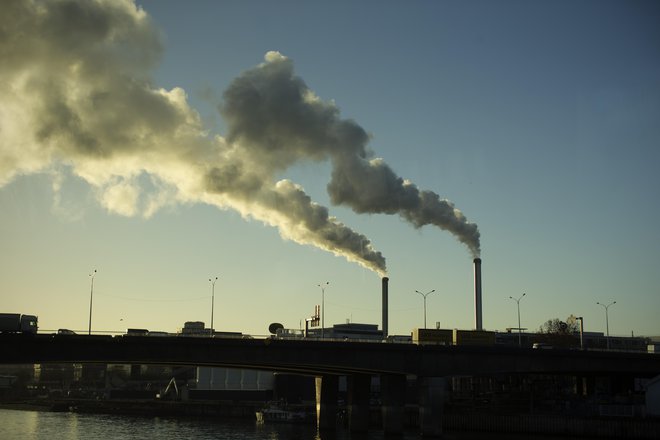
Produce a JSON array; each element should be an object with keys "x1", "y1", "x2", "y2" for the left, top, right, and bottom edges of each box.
[
  {"x1": 382, "y1": 277, "x2": 389, "y2": 338},
  {"x1": 473, "y1": 258, "x2": 483, "y2": 330}
]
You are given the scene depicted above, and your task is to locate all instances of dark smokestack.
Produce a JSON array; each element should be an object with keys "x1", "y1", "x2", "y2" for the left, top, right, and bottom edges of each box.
[
  {"x1": 382, "y1": 277, "x2": 389, "y2": 338},
  {"x1": 473, "y1": 258, "x2": 482, "y2": 330}
]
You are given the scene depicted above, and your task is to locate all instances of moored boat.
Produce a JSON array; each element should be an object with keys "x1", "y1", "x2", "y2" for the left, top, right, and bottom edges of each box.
[{"x1": 255, "y1": 401, "x2": 312, "y2": 424}]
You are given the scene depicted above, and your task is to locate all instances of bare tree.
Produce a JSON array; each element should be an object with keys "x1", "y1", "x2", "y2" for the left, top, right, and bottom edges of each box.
[
  {"x1": 536, "y1": 316, "x2": 580, "y2": 348},
  {"x1": 539, "y1": 318, "x2": 579, "y2": 335}
]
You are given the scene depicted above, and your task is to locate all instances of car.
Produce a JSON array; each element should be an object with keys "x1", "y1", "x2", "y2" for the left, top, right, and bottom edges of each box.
[{"x1": 57, "y1": 329, "x2": 76, "y2": 335}]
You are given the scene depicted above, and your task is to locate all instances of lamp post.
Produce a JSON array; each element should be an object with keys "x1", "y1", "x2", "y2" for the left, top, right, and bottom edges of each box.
[
  {"x1": 597, "y1": 301, "x2": 616, "y2": 349},
  {"x1": 88, "y1": 269, "x2": 97, "y2": 335},
  {"x1": 414, "y1": 289, "x2": 436, "y2": 329},
  {"x1": 209, "y1": 276, "x2": 218, "y2": 337},
  {"x1": 318, "y1": 282, "x2": 329, "y2": 339},
  {"x1": 509, "y1": 293, "x2": 526, "y2": 347}
]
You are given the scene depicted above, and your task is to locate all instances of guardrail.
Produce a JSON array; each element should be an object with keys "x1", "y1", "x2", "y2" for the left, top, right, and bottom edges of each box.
[{"x1": 34, "y1": 330, "x2": 660, "y2": 354}]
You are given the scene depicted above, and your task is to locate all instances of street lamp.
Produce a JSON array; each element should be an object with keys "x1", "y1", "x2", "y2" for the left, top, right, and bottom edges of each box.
[
  {"x1": 318, "y1": 282, "x2": 329, "y2": 339},
  {"x1": 597, "y1": 301, "x2": 616, "y2": 349},
  {"x1": 509, "y1": 293, "x2": 526, "y2": 347},
  {"x1": 414, "y1": 289, "x2": 436, "y2": 329},
  {"x1": 88, "y1": 269, "x2": 97, "y2": 335},
  {"x1": 209, "y1": 276, "x2": 218, "y2": 337}
]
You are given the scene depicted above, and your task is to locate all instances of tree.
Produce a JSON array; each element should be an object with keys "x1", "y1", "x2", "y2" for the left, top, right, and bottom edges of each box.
[
  {"x1": 538, "y1": 318, "x2": 579, "y2": 335},
  {"x1": 536, "y1": 316, "x2": 580, "y2": 348}
]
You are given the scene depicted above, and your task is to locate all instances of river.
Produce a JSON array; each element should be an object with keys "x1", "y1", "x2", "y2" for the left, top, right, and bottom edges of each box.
[{"x1": 0, "y1": 408, "x2": 594, "y2": 440}]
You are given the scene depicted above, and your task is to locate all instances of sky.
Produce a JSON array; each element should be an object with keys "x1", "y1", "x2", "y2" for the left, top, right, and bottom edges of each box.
[{"x1": 1, "y1": 0, "x2": 659, "y2": 338}]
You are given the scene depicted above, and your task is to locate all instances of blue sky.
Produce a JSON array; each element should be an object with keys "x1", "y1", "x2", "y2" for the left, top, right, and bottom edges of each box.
[{"x1": 1, "y1": 0, "x2": 659, "y2": 337}]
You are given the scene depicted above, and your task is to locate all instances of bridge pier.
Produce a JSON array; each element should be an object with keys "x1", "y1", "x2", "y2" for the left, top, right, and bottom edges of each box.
[
  {"x1": 418, "y1": 376, "x2": 447, "y2": 437},
  {"x1": 315, "y1": 375, "x2": 338, "y2": 431},
  {"x1": 381, "y1": 373, "x2": 406, "y2": 435},
  {"x1": 579, "y1": 374, "x2": 596, "y2": 396},
  {"x1": 347, "y1": 373, "x2": 371, "y2": 432}
]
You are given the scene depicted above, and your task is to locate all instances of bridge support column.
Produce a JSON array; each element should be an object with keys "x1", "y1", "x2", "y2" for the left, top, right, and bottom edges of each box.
[
  {"x1": 347, "y1": 373, "x2": 371, "y2": 432},
  {"x1": 578, "y1": 375, "x2": 585, "y2": 396},
  {"x1": 418, "y1": 376, "x2": 447, "y2": 437},
  {"x1": 381, "y1": 373, "x2": 406, "y2": 435},
  {"x1": 315, "y1": 375, "x2": 338, "y2": 431},
  {"x1": 579, "y1": 374, "x2": 595, "y2": 396}
]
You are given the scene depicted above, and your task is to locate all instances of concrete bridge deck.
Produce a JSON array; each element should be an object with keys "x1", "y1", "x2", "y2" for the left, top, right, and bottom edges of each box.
[{"x1": 1, "y1": 333, "x2": 659, "y2": 377}]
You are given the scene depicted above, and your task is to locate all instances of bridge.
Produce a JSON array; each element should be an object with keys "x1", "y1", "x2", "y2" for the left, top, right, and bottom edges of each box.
[
  {"x1": 1, "y1": 333, "x2": 659, "y2": 376},
  {"x1": 2, "y1": 334, "x2": 660, "y2": 436}
]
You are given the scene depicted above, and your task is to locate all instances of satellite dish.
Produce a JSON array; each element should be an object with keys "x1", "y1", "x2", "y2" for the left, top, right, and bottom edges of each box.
[{"x1": 268, "y1": 322, "x2": 284, "y2": 335}]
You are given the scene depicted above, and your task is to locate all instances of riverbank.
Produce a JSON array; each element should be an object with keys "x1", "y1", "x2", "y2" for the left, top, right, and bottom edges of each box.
[
  {"x1": 3, "y1": 399, "x2": 660, "y2": 438},
  {"x1": 0, "y1": 401, "x2": 58, "y2": 412},
  {"x1": 1, "y1": 398, "x2": 263, "y2": 418}
]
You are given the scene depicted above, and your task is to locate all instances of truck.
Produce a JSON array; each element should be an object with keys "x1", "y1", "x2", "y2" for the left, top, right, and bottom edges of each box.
[
  {"x1": 452, "y1": 329, "x2": 496, "y2": 346},
  {"x1": 0, "y1": 313, "x2": 38, "y2": 334},
  {"x1": 412, "y1": 328, "x2": 453, "y2": 345}
]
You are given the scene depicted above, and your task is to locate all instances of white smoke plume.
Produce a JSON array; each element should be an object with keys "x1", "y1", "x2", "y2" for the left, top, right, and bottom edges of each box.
[
  {"x1": 221, "y1": 51, "x2": 481, "y2": 257},
  {"x1": 0, "y1": 0, "x2": 386, "y2": 274},
  {"x1": 0, "y1": 0, "x2": 479, "y2": 278}
]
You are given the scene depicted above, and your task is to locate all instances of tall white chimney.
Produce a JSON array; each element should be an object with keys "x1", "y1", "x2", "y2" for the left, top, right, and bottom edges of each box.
[
  {"x1": 474, "y1": 258, "x2": 483, "y2": 330},
  {"x1": 382, "y1": 277, "x2": 389, "y2": 338}
]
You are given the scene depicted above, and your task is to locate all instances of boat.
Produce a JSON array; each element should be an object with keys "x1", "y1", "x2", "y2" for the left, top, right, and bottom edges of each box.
[{"x1": 255, "y1": 401, "x2": 312, "y2": 424}]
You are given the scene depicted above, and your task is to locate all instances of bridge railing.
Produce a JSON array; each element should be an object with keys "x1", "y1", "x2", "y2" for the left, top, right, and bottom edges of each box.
[{"x1": 34, "y1": 330, "x2": 659, "y2": 354}]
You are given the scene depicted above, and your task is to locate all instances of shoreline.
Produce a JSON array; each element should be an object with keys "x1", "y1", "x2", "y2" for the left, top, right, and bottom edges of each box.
[
  {"x1": 1, "y1": 398, "x2": 263, "y2": 419},
  {"x1": 2, "y1": 399, "x2": 660, "y2": 438},
  {"x1": 0, "y1": 402, "x2": 57, "y2": 412}
]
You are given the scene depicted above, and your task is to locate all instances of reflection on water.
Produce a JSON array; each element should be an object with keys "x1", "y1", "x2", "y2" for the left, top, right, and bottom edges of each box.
[
  {"x1": 0, "y1": 409, "x2": 591, "y2": 440},
  {"x1": 0, "y1": 409, "x2": 326, "y2": 440}
]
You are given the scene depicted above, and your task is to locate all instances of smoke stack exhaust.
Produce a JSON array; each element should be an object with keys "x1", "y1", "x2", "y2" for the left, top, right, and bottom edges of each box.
[
  {"x1": 382, "y1": 277, "x2": 389, "y2": 338},
  {"x1": 473, "y1": 258, "x2": 483, "y2": 330}
]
